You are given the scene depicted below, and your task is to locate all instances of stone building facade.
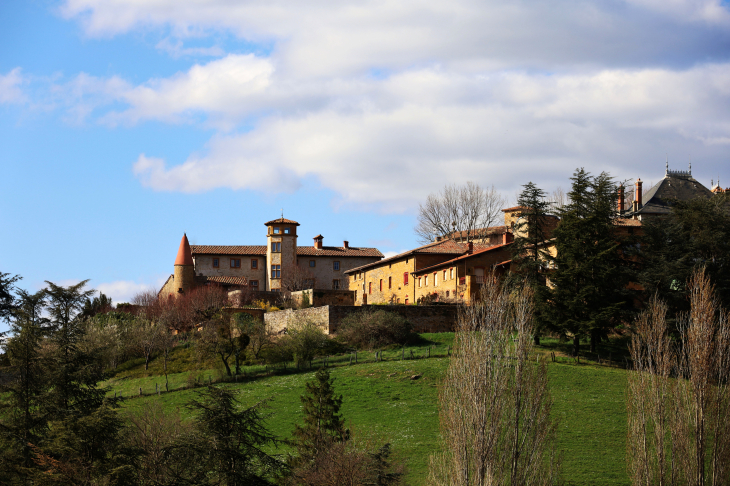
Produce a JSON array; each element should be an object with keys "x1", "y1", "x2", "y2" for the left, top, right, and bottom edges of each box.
[{"x1": 160, "y1": 218, "x2": 383, "y2": 296}]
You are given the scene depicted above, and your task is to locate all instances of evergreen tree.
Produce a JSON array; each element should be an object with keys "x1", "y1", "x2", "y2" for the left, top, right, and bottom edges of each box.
[
  {"x1": 292, "y1": 368, "x2": 349, "y2": 463},
  {"x1": 0, "y1": 289, "x2": 49, "y2": 484},
  {"x1": 639, "y1": 193, "x2": 730, "y2": 321},
  {"x1": 0, "y1": 272, "x2": 20, "y2": 323},
  {"x1": 509, "y1": 182, "x2": 553, "y2": 344},
  {"x1": 186, "y1": 386, "x2": 284, "y2": 486},
  {"x1": 548, "y1": 169, "x2": 634, "y2": 356}
]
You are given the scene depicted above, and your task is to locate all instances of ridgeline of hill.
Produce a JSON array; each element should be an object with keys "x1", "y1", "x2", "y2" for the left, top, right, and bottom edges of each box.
[{"x1": 104, "y1": 333, "x2": 631, "y2": 486}]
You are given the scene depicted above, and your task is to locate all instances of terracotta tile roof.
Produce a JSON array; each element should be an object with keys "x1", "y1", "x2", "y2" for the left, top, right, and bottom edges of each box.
[
  {"x1": 264, "y1": 217, "x2": 300, "y2": 226},
  {"x1": 614, "y1": 218, "x2": 642, "y2": 227},
  {"x1": 191, "y1": 245, "x2": 267, "y2": 255},
  {"x1": 296, "y1": 246, "x2": 383, "y2": 257},
  {"x1": 414, "y1": 242, "x2": 513, "y2": 275},
  {"x1": 203, "y1": 276, "x2": 248, "y2": 286},
  {"x1": 191, "y1": 244, "x2": 382, "y2": 258},
  {"x1": 345, "y1": 239, "x2": 471, "y2": 273}
]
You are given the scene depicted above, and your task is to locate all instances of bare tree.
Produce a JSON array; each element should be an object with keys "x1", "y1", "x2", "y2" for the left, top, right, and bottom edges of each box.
[
  {"x1": 415, "y1": 182, "x2": 507, "y2": 245},
  {"x1": 626, "y1": 269, "x2": 730, "y2": 486},
  {"x1": 283, "y1": 265, "x2": 316, "y2": 292},
  {"x1": 131, "y1": 318, "x2": 165, "y2": 370},
  {"x1": 547, "y1": 187, "x2": 567, "y2": 212},
  {"x1": 428, "y1": 276, "x2": 559, "y2": 486}
]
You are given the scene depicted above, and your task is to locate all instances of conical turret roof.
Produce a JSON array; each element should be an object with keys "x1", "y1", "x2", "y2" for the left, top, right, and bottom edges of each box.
[{"x1": 175, "y1": 234, "x2": 194, "y2": 266}]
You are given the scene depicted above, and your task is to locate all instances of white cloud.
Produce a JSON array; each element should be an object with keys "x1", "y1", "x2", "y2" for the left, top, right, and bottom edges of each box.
[
  {"x1": 127, "y1": 63, "x2": 730, "y2": 210},
  {"x1": 96, "y1": 280, "x2": 158, "y2": 304},
  {"x1": 155, "y1": 37, "x2": 225, "y2": 59},
  {"x1": 0, "y1": 68, "x2": 26, "y2": 104}
]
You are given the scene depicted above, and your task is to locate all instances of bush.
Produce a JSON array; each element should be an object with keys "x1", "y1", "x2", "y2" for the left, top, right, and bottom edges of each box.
[
  {"x1": 337, "y1": 310, "x2": 413, "y2": 349},
  {"x1": 269, "y1": 319, "x2": 329, "y2": 367}
]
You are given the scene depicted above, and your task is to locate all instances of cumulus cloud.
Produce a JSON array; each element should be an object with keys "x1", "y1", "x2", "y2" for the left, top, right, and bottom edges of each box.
[
  {"x1": 61, "y1": 0, "x2": 730, "y2": 74},
  {"x1": 0, "y1": 68, "x2": 27, "y2": 104},
  {"x1": 47, "y1": 0, "x2": 730, "y2": 210}
]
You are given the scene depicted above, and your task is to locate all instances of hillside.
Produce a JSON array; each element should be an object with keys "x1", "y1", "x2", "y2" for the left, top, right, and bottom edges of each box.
[{"x1": 106, "y1": 334, "x2": 630, "y2": 486}]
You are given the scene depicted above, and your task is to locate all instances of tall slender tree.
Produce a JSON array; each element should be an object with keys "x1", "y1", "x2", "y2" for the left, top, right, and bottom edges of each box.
[
  {"x1": 548, "y1": 169, "x2": 633, "y2": 355},
  {"x1": 509, "y1": 181, "x2": 553, "y2": 344}
]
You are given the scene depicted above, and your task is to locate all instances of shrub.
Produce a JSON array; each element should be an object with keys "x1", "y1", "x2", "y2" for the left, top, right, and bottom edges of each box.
[{"x1": 337, "y1": 310, "x2": 413, "y2": 349}]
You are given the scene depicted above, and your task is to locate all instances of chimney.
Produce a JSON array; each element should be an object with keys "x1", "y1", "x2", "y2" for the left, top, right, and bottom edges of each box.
[
  {"x1": 313, "y1": 235, "x2": 323, "y2": 250},
  {"x1": 635, "y1": 178, "x2": 643, "y2": 208},
  {"x1": 632, "y1": 200, "x2": 639, "y2": 217},
  {"x1": 467, "y1": 242, "x2": 473, "y2": 254},
  {"x1": 617, "y1": 185, "x2": 625, "y2": 213},
  {"x1": 503, "y1": 231, "x2": 514, "y2": 245},
  {"x1": 343, "y1": 240, "x2": 349, "y2": 249}
]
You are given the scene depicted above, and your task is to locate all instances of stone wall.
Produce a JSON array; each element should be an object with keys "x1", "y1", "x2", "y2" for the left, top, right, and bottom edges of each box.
[
  {"x1": 264, "y1": 304, "x2": 457, "y2": 335},
  {"x1": 290, "y1": 289, "x2": 355, "y2": 307}
]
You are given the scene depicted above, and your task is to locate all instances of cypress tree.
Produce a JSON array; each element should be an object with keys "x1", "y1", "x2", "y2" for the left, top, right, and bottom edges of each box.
[{"x1": 548, "y1": 169, "x2": 633, "y2": 356}]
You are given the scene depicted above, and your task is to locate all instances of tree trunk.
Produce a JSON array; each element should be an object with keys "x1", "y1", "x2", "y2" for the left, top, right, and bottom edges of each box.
[
  {"x1": 534, "y1": 335, "x2": 540, "y2": 346},
  {"x1": 145, "y1": 352, "x2": 150, "y2": 370},
  {"x1": 572, "y1": 335, "x2": 580, "y2": 357},
  {"x1": 589, "y1": 329, "x2": 597, "y2": 354}
]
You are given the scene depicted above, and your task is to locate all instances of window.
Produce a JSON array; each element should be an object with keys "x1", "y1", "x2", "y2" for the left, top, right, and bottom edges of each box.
[
  {"x1": 450, "y1": 268, "x2": 454, "y2": 279},
  {"x1": 284, "y1": 227, "x2": 290, "y2": 234},
  {"x1": 309, "y1": 260, "x2": 316, "y2": 267},
  {"x1": 419, "y1": 277, "x2": 422, "y2": 288},
  {"x1": 425, "y1": 275, "x2": 428, "y2": 286},
  {"x1": 379, "y1": 279, "x2": 383, "y2": 291},
  {"x1": 271, "y1": 265, "x2": 281, "y2": 278},
  {"x1": 369, "y1": 282, "x2": 372, "y2": 294},
  {"x1": 446, "y1": 290, "x2": 450, "y2": 297},
  {"x1": 213, "y1": 258, "x2": 219, "y2": 268},
  {"x1": 230, "y1": 259, "x2": 241, "y2": 268},
  {"x1": 333, "y1": 279, "x2": 340, "y2": 289},
  {"x1": 405, "y1": 297, "x2": 409, "y2": 305},
  {"x1": 251, "y1": 259, "x2": 258, "y2": 269},
  {"x1": 443, "y1": 270, "x2": 447, "y2": 280},
  {"x1": 274, "y1": 227, "x2": 280, "y2": 234},
  {"x1": 250, "y1": 280, "x2": 259, "y2": 290},
  {"x1": 434, "y1": 272, "x2": 438, "y2": 287},
  {"x1": 333, "y1": 261, "x2": 340, "y2": 271},
  {"x1": 271, "y1": 242, "x2": 281, "y2": 252},
  {"x1": 403, "y1": 272, "x2": 409, "y2": 285},
  {"x1": 388, "y1": 276, "x2": 392, "y2": 289}
]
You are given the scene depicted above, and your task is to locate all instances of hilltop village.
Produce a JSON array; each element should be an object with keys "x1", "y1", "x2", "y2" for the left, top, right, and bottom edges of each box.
[{"x1": 160, "y1": 165, "x2": 722, "y2": 312}]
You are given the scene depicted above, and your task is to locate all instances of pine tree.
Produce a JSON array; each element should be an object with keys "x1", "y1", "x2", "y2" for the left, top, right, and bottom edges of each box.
[
  {"x1": 509, "y1": 182, "x2": 554, "y2": 344},
  {"x1": 548, "y1": 169, "x2": 634, "y2": 356},
  {"x1": 292, "y1": 368, "x2": 349, "y2": 463},
  {"x1": 186, "y1": 386, "x2": 284, "y2": 486},
  {"x1": 0, "y1": 289, "x2": 49, "y2": 483}
]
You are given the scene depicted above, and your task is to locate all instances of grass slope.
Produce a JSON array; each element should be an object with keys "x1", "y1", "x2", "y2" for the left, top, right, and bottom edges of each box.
[{"x1": 109, "y1": 334, "x2": 630, "y2": 486}]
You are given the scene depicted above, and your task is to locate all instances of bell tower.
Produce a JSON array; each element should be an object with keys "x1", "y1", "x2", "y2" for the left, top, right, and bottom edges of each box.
[
  {"x1": 265, "y1": 217, "x2": 299, "y2": 291},
  {"x1": 173, "y1": 233, "x2": 195, "y2": 294}
]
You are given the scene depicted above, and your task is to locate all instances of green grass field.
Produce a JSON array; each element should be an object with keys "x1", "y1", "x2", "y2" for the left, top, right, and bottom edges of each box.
[{"x1": 107, "y1": 333, "x2": 630, "y2": 486}]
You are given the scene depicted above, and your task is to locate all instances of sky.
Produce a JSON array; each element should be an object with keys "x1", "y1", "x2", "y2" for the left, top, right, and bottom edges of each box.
[{"x1": 2, "y1": 0, "x2": 730, "y2": 331}]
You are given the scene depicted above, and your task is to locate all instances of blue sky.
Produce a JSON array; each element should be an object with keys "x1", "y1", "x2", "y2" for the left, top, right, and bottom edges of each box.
[{"x1": 3, "y1": 0, "x2": 730, "y2": 331}]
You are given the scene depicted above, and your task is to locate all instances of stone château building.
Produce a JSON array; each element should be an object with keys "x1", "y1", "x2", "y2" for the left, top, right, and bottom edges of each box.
[{"x1": 159, "y1": 217, "x2": 383, "y2": 297}]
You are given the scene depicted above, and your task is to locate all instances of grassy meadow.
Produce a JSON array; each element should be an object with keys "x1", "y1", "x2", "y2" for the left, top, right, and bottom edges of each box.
[{"x1": 106, "y1": 333, "x2": 630, "y2": 486}]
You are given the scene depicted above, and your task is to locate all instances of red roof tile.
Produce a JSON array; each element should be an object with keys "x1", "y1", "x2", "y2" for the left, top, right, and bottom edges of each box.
[
  {"x1": 264, "y1": 218, "x2": 300, "y2": 226},
  {"x1": 191, "y1": 245, "x2": 267, "y2": 255},
  {"x1": 414, "y1": 242, "x2": 513, "y2": 274},
  {"x1": 296, "y1": 246, "x2": 383, "y2": 257},
  {"x1": 191, "y1": 244, "x2": 382, "y2": 258},
  {"x1": 501, "y1": 206, "x2": 529, "y2": 212},
  {"x1": 204, "y1": 276, "x2": 248, "y2": 286},
  {"x1": 344, "y1": 239, "x2": 472, "y2": 273}
]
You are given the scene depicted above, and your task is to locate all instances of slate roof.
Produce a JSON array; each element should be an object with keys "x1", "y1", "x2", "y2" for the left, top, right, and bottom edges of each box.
[
  {"x1": 191, "y1": 244, "x2": 382, "y2": 258},
  {"x1": 630, "y1": 171, "x2": 713, "y2": 216}
]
